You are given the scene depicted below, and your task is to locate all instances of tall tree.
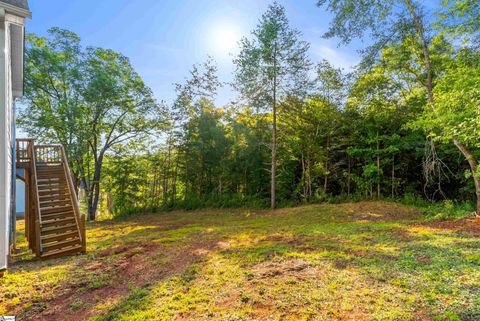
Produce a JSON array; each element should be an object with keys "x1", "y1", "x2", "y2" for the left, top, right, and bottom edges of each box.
[
  {"x1": 81, "y1": 48, "x2": 163, "y2": 220},
  {"x1": 234, "y1": 2, "x2": 311, "y2": 209},
  {"x1": 417, "y1": 49, "x2": 480, "y2": 213},
  {"x1": 22, "y1": 28, "x2": 88, "y2": 188},
  {"x1": 171, "y1": 58, "x2": 221, "y2": 198},
  {"x1": 21, "y1": 28, "x2": 164, "y2": 220}
]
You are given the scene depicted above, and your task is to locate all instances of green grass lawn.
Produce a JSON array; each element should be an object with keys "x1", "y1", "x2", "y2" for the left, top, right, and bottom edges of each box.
[{"x1": 2, "y1": 201, "x2": 480, "y2": 320}]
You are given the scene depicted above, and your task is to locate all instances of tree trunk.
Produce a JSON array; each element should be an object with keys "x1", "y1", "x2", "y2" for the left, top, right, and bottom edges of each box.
[
  {"x1": 454, "y1": 140, "x2": 480, "y2": 215},
  {"x1": 184, "y1": 147, "x2": 190, "y2": 198},
  {"x1": 271, "y1": 46, "x2": 278, "y2": 210},
  {"x1": 307, "y1": 159, "x2": 312, "y2": 198},
  {"x1": 89, "y1": 182, "x2": 101, "y2": 221},
  {"x1": 301, "y1": 150, "x2": 306, "y2": 199},
  {"x1": 324, "y1": 134, "x2": 330, "y2": 196},
  {"x1": 377, "y1": 135, "x2": 381, "y2": 198},
  {"x1": 244, "y1": 166, "x2": 247, "y2": 195},
  {"x1": 172, "y1": 153, "x2": 179, "y2": 204},
  {"x1": 347, "y1": 156, "x2": 351, "y2": 197},
  {"x1": 403, "y1": 0, "x2": 434, "y2": 103},
  {"x1": 391, "y1": 155, "x2": 395, "y2": 198},
  {"x1": 271, "y1": 94, "x2": 277, "y2": 209},
  {"x1": 87, "y1": 154, "x2": 104, "y2": 221}
]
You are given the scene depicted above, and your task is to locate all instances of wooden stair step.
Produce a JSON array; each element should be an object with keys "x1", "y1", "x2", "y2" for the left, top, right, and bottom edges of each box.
[
  {"x1": 37, "y1": 180, "x2": 65, "y2": 184},
  {"x1": 37, "y1": 179, "x2": 66, "y2": 184},
  {"x1": 38, "y1": 188, "x2": 70, "y2": 196},
  {"x1": 38, "y1": 181, "x2": 68, "y2": 188},
  {"x1": 41, "y1": 223, "x2": 78, "y2": 235},
  {"x1": 42, "y1": 211, "x2": 75, "y2": 221},
  {"x1": 38, "y1": 186, "x2": 69, "y2": 192},
  {"x1": 41, "y1": 217, "x2": 76, "y2": 228},
  {"x1": 37, "y1": 174, "x2": 64, "y2": 178},
  {"x1": 37, "y1": 165, "x2": 63, "y2": 167},
  {"x1": 41, "y1": 231, "x2": 79, "y2": 244},
  {"x1": 40, "y1": 244, "x2": 83, "y2": 259},
  {"x1": 39, "y1": 194, "x2": 71, "y2": 202},
  {"x1": 37, "y1": 176, "x2": 64, "y2": 181},
  {"x1": 42, "y1": 238, "x2": 81, "y2": 252},
  {"x1": 40, "y1": 205, "x2": 73, "y2": 214},
  {"x1": 37, "y1": 171, "x2": 64, "y2": 175},
  {"x1": 36, "y1": 167, "x2": 64, "y2": 171},
  {"x1": 42, "y1": 210, "x2": 75, "y2": 218},
  {"x1": 40, "y1": 199, "x2": 71, "y2": 207},
  {"x1": 37, "y1": 167, "x2": 63, "y2": 170},
  {"x1": 37, "y1": 165, "x2": 63, "y2": 168},
  {"x1": 37, "y1": 170, "x2": 65, "y2": 179},
  {"x1": 36, "y1": 171, "x2": 64, "y2": 175}
]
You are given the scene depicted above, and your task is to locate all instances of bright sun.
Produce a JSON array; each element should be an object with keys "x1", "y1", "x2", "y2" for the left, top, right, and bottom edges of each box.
[{"x1": 211, "y1": 24, "x2": 242, "y2": 55}]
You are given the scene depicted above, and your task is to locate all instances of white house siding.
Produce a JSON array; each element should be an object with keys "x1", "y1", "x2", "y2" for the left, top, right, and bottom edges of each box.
[{"x1": 0, "y1": 10, "x2": 25, "y2": 272}]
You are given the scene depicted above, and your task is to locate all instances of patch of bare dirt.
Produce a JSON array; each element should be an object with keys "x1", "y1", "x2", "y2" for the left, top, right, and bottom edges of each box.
[
  {"x1": 391, "y1": 229, "x2": 414, "y2": 240},
  {"x1": 265, "y1": 234, "x2": 300, "y2": 245},
  {"x1": 20, "y1": 235, "x2": 220, "y2": 321},
  {"x1": 97, "y1": 241, "x2": 145, "y2": 257},
  {"x1": 337, "y1": 201, "x2": 421, "y2": 221},
  {"x1": 418, "y1": 217, "x2": 480, "y2": 237},
  {"x1": 415, "y1": 254, "x2": 432, "y2": 265},
  {"x1": 251, "y1": 258, "x2": 318, "y2": 279}
]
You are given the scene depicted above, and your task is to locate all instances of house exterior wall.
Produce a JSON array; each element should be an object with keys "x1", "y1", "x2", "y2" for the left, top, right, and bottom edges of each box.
[
  {"x1": 0, "y1": 8, "x2": 26, "y2": 272},
  {"x1": 0, "y1": 7, "x2": 11, "y2": 272}
]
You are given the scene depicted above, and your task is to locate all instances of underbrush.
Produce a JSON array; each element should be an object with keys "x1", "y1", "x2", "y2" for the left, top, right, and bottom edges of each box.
[
  {"x1": 168, "y1": 194, "x2": 268, "y2": 210},
  {"x1": 399, "y1": 193, "x2": 475, "y2": 220},
  {"x1": 109, "y1": 194, "x2": 269, "y2": 219},
  {"x1": 106, "y1": 192, "x2": 476, "y2": 222}
]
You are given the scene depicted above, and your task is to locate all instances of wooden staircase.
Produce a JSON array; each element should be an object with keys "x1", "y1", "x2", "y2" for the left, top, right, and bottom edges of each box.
[{"x1": 16, "y1": 139, "x2": 86, "y2": 259}]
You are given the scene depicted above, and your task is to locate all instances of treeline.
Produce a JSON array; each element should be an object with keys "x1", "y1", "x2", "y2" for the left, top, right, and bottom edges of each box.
[
  {"x1": 21, "y1": 1, "x2": 480, "y2": 219},
  {"x1": 101, "y1": 86, "x2": 470, "y2": 214}
]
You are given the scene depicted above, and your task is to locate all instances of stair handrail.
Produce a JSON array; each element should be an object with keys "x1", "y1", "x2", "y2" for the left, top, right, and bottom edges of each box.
[
  {"x1": 30, "y1": 143, "x2": 43, "y2": 255},
  {"x1": 58, "y1": 145, "x2": 86, "y2": 251}
]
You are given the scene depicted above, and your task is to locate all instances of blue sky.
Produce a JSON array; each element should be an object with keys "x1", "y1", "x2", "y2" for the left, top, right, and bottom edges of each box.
[{"x1": 27, "y1": 0, "x2": 363, "y2": 106}]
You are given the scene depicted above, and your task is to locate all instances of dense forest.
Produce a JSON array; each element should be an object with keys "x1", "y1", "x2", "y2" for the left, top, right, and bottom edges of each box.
[{"x1": 20, "y1": 0, "x2": 479, "y2": 220}]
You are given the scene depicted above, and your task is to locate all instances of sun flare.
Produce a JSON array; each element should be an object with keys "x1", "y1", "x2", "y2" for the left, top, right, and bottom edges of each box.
[{"x1": 210, "y1": 23, "x2": 242, "y2": 55}]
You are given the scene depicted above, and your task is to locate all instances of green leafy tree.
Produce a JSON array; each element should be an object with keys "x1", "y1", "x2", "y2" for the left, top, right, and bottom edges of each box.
[
  {"x1": 317, "y1": 0, "x2": 480, "y2": 211},
  {"x1": 183, "y1": 101, "x2": 231, "y2": 197},
  {"x1": 234, "y1": 2, "x2": 311, "y2": 209},
  {"x1": 21, "y1": 28, "x2": 164, "y2": 220},
  {"x1": 22, "y1": 28, "x2": 88, "y2": 188},
  {"x1": 419, "y1": 49, "x2": 480, "y2": 213},
  {"x1": 172, "y1": 58, "x2": 221, "y2": 198}
]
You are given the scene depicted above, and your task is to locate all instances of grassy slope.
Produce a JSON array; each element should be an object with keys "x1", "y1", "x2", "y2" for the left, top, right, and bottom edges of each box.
[{"x1": 2, "y1": 201, "x2": 480, "y2": 321}]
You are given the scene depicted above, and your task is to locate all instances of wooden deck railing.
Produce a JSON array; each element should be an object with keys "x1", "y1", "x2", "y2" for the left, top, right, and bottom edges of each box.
[
  {"x1": 16, "y1": 138, "x2": 34, "y2": 167},
  {"x1": 34, "y1": 145, "x2": 63, "y2": 165}
]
